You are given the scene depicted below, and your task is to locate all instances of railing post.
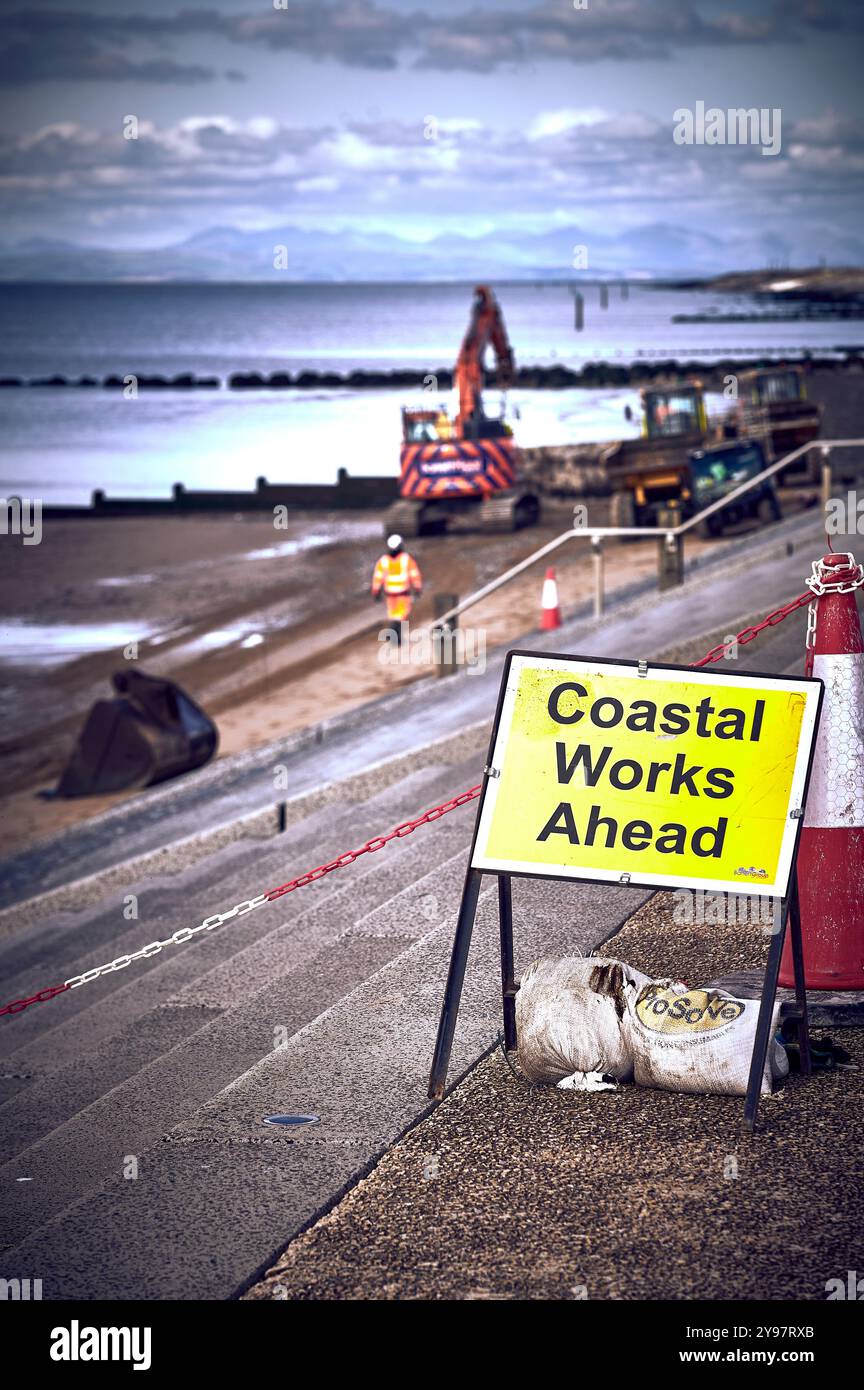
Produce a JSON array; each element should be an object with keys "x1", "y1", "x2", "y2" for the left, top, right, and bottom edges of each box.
[
  {"x1": 820, "y1": 446, "x2": 832, "y2": 516},
  {"x1": 591, "y1": 536, "x2": 605, "y2": 620},
  {"x1": 657, "y1": 503, "x2": 684, "y2": 591},
  {"x1": 433, "y1": 592, "x2": 459, "y2": 677}
]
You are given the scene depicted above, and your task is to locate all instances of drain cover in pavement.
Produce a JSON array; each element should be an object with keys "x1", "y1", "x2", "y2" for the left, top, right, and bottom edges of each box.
[{"x1": 262, "y1": 1113, "x2": 320, "y2": 1127}]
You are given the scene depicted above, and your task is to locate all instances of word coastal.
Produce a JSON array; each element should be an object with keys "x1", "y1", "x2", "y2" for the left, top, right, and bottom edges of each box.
[{"x1": 536, "y1": 682, "x2": 768, "y2": 858}]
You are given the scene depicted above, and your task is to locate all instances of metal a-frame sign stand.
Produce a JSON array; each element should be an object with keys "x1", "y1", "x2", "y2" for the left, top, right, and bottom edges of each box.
[{"x1": 427, "y1": 651, "x2": 823, "y2": 1131}]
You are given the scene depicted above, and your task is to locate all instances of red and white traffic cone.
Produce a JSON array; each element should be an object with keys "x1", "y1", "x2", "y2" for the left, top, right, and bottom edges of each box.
[
  {"x1": 540, "y1": 567, "x2": 561, "y2": 631},
  {"x1": 780, "y1": 551, "x2": 864, "y2": 990}
]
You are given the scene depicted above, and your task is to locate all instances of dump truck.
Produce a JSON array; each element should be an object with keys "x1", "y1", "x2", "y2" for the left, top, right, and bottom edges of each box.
[
  {"x1": 605, "y1": 371, "x2": 817, "y2": 528},
  {"x1": 735, "y1": 366, "x2": 822, "y2": 483},
  {"x1": 383, "y1": 286, "x2": 540, "y2": 537},
  {"x1": 608, "y1": 426, "x2": 780, "y2": 536},
  {"x1": 606, "y1": 382, "x2": 716, "y2": 528}
]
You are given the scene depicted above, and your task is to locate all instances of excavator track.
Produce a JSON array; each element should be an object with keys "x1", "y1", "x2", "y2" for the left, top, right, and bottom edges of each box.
[
  {"x1": 476, "y1": 489, "x2": 540, "y2": 533},
  {"x1": 382, "y1": 498, "x2": 425, "y2": 539}
]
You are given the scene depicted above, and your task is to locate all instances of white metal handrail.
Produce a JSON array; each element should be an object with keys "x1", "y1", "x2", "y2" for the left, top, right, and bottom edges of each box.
[{"x1": 429, "y1": 438, "x2": 864, "y2": 633}]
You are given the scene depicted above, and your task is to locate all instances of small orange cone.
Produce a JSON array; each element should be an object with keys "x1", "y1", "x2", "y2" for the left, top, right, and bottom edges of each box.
[{"x1": 541, "y1": 567, "x2": 561, "y2": 631}]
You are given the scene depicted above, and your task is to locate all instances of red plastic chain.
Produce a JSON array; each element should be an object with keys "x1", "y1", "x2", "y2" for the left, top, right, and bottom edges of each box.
[
  {"x1": 690, "y1": 591, "x2": 813, "y2": 670},
  {"x1": 1, "y1": 589, "x2": 818, "y2": 1020},
  {"x1": 0, "y1": 788, "x2": 482, "y2": 1018},
  {"x1": 0, "y1": 983, "x2": 71, "y2": 1018},
  {"x1": 262, "y1": 787, "x2": 482, "y2": 903}
]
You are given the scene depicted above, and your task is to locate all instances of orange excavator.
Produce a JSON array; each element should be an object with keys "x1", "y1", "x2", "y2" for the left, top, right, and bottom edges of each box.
[{"x1": 383, "y1": 286, "x2": 540, "y2": 536}]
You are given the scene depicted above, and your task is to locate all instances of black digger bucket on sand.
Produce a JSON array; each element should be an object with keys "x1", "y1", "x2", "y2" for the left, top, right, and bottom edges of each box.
[{"x1": 55, "y1": 669, "x2": 219, "y2": 798}]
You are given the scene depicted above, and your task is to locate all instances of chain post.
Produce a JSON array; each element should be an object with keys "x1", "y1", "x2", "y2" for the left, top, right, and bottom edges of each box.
[
  {"x1": 433, "y1": 592, "x2": 459, "y2": 678},
  {"x1": 820, "y1": 446, "x2": 832, "y2": 517},
  {"x1": 657, "y1": 502, "x2": 684, "y2": 591}
]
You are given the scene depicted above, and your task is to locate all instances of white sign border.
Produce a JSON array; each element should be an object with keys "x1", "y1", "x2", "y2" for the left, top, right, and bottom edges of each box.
[{"x1": 471, "y1": 652, "x2": 823, "y2": 897}]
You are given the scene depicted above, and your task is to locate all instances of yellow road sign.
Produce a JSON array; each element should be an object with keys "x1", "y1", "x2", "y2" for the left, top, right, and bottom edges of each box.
[{"x1": 471, "y1": 652, "x2": 823, "y2": 896}]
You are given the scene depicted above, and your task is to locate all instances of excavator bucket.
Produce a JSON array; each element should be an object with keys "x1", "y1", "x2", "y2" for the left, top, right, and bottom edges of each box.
[{"x1": 55, "y1": 669, "x2": 218, "y2": 798}]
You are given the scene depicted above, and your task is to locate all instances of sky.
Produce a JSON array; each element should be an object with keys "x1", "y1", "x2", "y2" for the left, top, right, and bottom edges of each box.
[{"x1": 1, "y1": 0, "x2": 863, "y2": 272}]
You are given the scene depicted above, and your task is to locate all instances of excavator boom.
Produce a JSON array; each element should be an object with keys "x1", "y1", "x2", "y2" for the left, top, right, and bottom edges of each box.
[{"x1": 456, "y1": 285, "x2": 515, "y2": 436}]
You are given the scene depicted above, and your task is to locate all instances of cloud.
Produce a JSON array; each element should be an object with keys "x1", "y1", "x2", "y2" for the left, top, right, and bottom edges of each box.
[
  {"x1": 0, "y1": 11, "x2": 219, "y2": 86},
  {"x1": 2, "y1": 106, "x2": 861, "y2": 248},
  {"x1": 528, "y1": 110, "x2": 611, "y2": 140},
  {"x1": 3, "y1": 1, "x2": 864, "y2": 85}
]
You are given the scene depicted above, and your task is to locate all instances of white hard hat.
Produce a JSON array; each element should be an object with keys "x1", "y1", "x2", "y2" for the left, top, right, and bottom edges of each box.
[{"x1": 387, "y1": 533, "x2": 403, "y2": 550}]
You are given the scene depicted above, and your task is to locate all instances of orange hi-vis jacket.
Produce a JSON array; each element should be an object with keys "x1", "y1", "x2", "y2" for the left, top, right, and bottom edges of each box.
[{"x1": 371, "y1": 549, "x2": 423, "y2": 622}]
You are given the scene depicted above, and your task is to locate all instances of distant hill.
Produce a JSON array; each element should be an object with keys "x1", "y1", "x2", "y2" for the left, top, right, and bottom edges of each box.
[
  {"x1": 2, "y1": 222, "x2": 863, "y2": 283},
  {"x1": 691, "y1": 267, "x2": 864, "y2": 300}
]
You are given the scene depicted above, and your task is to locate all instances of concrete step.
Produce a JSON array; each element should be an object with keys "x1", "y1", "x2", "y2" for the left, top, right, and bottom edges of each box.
[
  {"x1": 0, "y1": 873, "x2": 651, "y2": 1297},
  {"x1": 0, "y1": 932, "x2": 412, "y2": 1249},
  {"x1": 0, "y1": 764, "x2": 481, "y2": 1241},
  {"x1": 0, "y1": 759, "x2": 478, "y2": 1067},
  {"x1": 0, "y1": 838, "x2": 470, "y2": 1167}
]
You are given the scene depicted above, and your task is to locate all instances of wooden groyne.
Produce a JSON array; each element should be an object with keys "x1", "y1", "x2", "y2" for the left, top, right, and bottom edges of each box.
[
  {"x1": 3, "y1": 352, "x2": 862, "y2": 393},
  {"x1": 41, "y1": 470, "x2": 399, "y2": 519}
]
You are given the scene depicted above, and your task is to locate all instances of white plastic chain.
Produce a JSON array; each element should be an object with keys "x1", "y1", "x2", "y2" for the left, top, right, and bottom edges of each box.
[
  {"x1": 63, "y1": 894, "x2": 270, "y2": 990},
  {"x1": 804, "y1": 552, "x2": 863, "y2": 671},
  {"x1": 806, "y1": 553, "x2": 864, "y2": 596}
]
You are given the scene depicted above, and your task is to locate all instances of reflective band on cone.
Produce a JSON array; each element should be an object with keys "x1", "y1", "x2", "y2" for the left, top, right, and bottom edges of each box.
[
  {"x1": 541, "y1": 567, "x2": 561, "y2": 631},
  {"x1": 780, "y1": 552, "x2": 864, "y2": 990}
]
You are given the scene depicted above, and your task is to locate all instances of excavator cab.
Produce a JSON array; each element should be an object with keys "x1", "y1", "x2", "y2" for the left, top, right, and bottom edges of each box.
[
  {"x1": 402, "y1": 409, "x2": 442, "y2": 443},
  {"x1": 641, "y1": 385, "x2": 708, "y2": 440},
  {"x1": 55, "y1": 669, "x2": 218, "y2": 797},
  {"x1": 745, "y1": 368, "x2": 806, "y2": 406}
]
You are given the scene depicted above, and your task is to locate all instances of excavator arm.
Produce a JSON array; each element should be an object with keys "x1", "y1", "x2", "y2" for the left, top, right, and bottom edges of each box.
[{"x1": 455, "y1": 285, "x2": 515, "y2": 436}]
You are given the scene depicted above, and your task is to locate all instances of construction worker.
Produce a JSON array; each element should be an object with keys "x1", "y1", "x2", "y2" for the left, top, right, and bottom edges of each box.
[{"x1": 371, "y1": 533, "x2": 423, "y2": 645}]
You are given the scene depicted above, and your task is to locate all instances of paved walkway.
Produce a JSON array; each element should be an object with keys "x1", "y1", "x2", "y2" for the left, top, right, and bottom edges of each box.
[{"x1": 245, "y1": 891, "x2": 862, "y2": 1301}]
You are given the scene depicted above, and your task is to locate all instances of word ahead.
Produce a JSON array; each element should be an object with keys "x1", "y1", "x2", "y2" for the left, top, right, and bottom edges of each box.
[{"x1": 471, "y1": 653, "x2": 822, "y2": 896}]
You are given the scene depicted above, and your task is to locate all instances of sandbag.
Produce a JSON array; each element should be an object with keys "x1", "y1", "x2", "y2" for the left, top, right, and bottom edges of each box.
[
  {"x1": 516, "y1": 956, "x2": 650, "y2": 1085},
  {"x1": 625, "y1": 978, "x2": 789, "y2": 1098},
  {"x1": 516, "y1": 956, "x2": 789, "y2": 1098}
]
